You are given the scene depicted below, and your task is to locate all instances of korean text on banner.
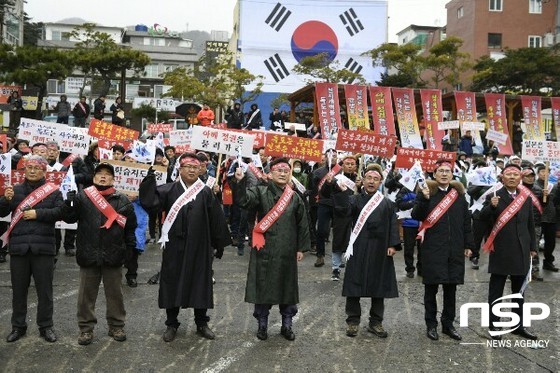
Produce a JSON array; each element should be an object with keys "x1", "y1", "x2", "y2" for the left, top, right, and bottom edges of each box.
[
  {"x1": 17, "y1": 119, "x2": 91, "y2": 156},
  {"x1": 369, "y1": 86, "x2": 396, "y2": 136},
  {"x1": 392, "y1": 88, "x2": 423, "y2": 149},
  {"x1": 344, "y1": 84, "x2": 370, "y2": 131},
  {"x1": 551, "y1": 97, "x2": 560, "y2": 140},
  {"x1": 419, "y1": 89, "x2": 444, "y2": 151},
  {"x1": 522, "y1": 140, "x2": 560, "y2": 163},
  {"x1": 395, "y1": 147, "x2": 456, "y2": 172},
  {"x1": 315, "y1": 82, "x2": 341, "y2": 139},
  {"x1": 520, "y1": 96, "x2": 545, "y2": 141},
  {"x1": 106, "y1": 160, "x2": 167, "y2": 196},
  {"x1": 0, "y1": 85, "x2": 22, "y2": 104},
  {"x1": 455, "y1": 91, "x2": 484, "y2": 149},
  {"x1": 147, "y1": 123, "x2": 173, "y2": 133},
  {"x1": 191, "y1": 126, "x2": 254, "y2": 157},
  {"x1": 88, "y1": 119, "x2": 139, "y2": 142},
  {"x1": 335, "y1": 129, "x2": 396, "y2": 158},
  {"x1": 264, "y1": 133, "x2": 323, "y2": 162},
  {"x1": 484, "y1": 93, "x2": 513, "y2": 155}
]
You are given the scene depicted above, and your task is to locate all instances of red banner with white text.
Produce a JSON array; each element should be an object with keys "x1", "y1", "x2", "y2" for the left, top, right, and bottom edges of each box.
[
  {"x1": 484, "y1": 93, "x2": 513, "y2": 155},
  {"x1": 335, "y1": 129, "x2": 396, "y2": 158},
  {"x1": 520, "y1": 96, "x2": 545, "y2": 141},
  {"x1": 454, "y1": 91, "x2": 484, "y2": 149},
  {"x1": 369, "y1": 86, "x2": 396, "y2": 137},
  {"x1": 315, "y1": 82, "x2": 341, "y2": 139},
  {"x1": 392, "y1": 88, "x2": 423, "y2": 149},
  {"x1": 344, "y1": 84, "x2": 370, "y2": 131},
  {"x1": 419, "y1": 89, "x2": 444, "y2": 151}
]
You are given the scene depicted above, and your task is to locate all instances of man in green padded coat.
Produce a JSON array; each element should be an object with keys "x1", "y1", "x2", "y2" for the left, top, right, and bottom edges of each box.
[{"x1": 231, "y1": 157, "x2": 310, "y2": 341}]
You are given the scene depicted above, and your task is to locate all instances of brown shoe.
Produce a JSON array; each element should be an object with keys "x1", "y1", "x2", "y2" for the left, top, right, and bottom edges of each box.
[
  {"x1": 346, "y1": 324, "x2": 359, "y2": 337},
  {"x1": 108, "y1": 328, "x2": 127, "y2": 342},
  {"x1": 78, "y1": 331, "x2": 94, "y2": 346},
  {"x1": 314, "y1": 255, "x2": 325, "y2": 267}
]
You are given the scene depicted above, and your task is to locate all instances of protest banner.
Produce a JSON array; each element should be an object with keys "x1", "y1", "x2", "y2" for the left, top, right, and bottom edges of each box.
[
  {"x1": 0, "y1": 85, "x2": 22, "y2": 104},
  {"x1": 467, "y1": 166, "x2": 498, "y2": 187},
  {"x1": 455, "y1": 91, "x2": 484, "y2": 150},
  {"x1": 484, "y1": 93, "x2": 513, "y2": 155},
  {"x1": 344, "y1": 84, "x2": 370, "y2": 131},
  {"x1": 399, "y1": 161, "x2": 424, "y2": 192},
  {"x1": 369, "y1": 86, "x2": 396, "y2": 136},
  {"x1": 420, "y1": 89, "x2": 445, "y2": 151},
  {"x1": 485, "y1": 128, "x2": 509, "y2": 145},
  {"x1": 395, "y1": 147, "x2": 456, "y2": 172},
  {"x1": 106, "y1": 160, "x2": 167, "y2": 196},
  {"x1": 17, "y1": 119, "x2": 91, "y2": 155},
  {"x1": 520, "y1": 95, "x2": 545, "y2": 141},
  {"x1": 522, "y1": 140, "x2": 560, "y2": 163},
  {"x1": 147, "y1": 123, "x2": 173, "y2": 133},
  {"x1": 392, "y1": 88, "x2": 423, "y2": 149},
  {"x1": 0, "y1": 153, "x2": 11, "y2": 195},
  {"x1": 335, "y1": 129, "x2": 396, "y2": 158},
  {"x1": 11, "y1": 170, "x2": 66, "y2": 186},
  {"x1": 551, "y1": 97, "x2": 560, "y2": 140},
  {"x1": 58, "y1": 127, "x2": 91, "y2": 155},
  {"x1": 437, "y1": 120, "x2": 460, "y2": 130},
  {"x1": 264, "y1": 133, "x2": 322, "y2": 162},
  {"x1": 191, "y1": 126, "x2": 254, "y2": 157},
  {"x1": 461, "y1": 121, "x2": 485, "y2": 131},
  {"x1": 88, "y1": 119, "x2": 139, "y2": 142},
  {"x1": 315, "y1": 82, "x2": 341, "y2": 139}
]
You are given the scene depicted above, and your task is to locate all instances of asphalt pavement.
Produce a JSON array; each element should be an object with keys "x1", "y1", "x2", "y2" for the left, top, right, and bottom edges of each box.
[{"x1": 0, "y1": 238, "x2": 558, "y2": 372}]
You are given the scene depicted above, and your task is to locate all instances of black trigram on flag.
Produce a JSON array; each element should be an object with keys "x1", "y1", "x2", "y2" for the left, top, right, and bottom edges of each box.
[
  {"x1": 264, "y1": 54, "x2": 290, "y2": 82},
  {"x1": 339, "y1": 8, "x2": 364, "y2": 36},
  {"x1": 344, "y1": 58, "x2": 363, "y2": 83},
  {"x1": 265, "y1": 2, "x2": 292, "y2": 32}
]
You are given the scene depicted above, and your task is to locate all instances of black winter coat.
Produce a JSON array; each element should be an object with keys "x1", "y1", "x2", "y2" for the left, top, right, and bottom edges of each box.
[
  {"x1": 62, "y1": 187, "x2": 137, "y2": 267},
  {"x1": 411, "y1": 180, "x2": 474, "y2": 285},
  {"x1": 0, "y1": 179, "x2": 63, "y2": 256}
]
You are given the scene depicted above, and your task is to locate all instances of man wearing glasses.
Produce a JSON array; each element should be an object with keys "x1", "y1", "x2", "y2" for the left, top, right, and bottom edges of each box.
[
  {"x1": 0, "y1": 155, "x2": 64, "y2": 343},
  {"x1": 140, "y1": 153, "x2": 231, "y2": 343},
  {"x1": 412, "y1": 159, "x2": 474, "y2": 341}
]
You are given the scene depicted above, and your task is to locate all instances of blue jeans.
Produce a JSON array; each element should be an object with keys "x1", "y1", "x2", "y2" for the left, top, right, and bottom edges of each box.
[{"x1": 316, "y1": 204, "x2": 333, "y2": 257}]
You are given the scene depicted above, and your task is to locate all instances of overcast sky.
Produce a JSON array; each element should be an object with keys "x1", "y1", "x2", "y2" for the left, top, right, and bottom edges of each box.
[{"x1": 25, "y1": 0, "x2": 449, "y2": 42}]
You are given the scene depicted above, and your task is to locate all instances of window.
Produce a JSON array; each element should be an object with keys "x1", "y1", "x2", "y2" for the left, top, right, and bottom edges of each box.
[
  {"x1": 143, "y1": 37, "x2": 165, "y2": 46},
  {"x1": 529, "y1": 0, "x2": 542, "y2": 13},
  {"x1": 488, "y1": 33, "x2": 502, "y2": 48},
  {"x1": 489, "y1": 0, "x2": 502, "y2": 11},
  {"x1": 144, "y1": 64, "x2": 160, "y2": 78},
  {"x1": 47, "y1": 80, "x2": 65, "y2": 94},
  {"x1": 457, "y1": 7, "x2": 464, "y2": 18},
  {"x1": 528, "y1": 35, "x2": 542, "y2": 48},
  {"x1": 51, "y1": 30, "x2": 70, "y2": 41},
  {"x1": 126, "y1": 84, "x2": 139, "y2": 99},
  {"x1": 163, "y1": 64, "x2": 178, "y2": 73}
]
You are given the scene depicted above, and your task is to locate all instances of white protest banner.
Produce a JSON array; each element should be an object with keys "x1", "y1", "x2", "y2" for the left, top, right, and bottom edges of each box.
[
  {"x1": 485, "y1": 129, "x2": 508, "y2": 146},
  {"x1": 133, "y1": 97, "x2": 177, "y2": 111},
  {"x1": 106, "y1": 160, "x2": 167, "y2": 196},
  {"x1": 461, "y1": 121, "x2": 486, "y2": 131},
  {"x1": 18, "y1": 118, "x2": 63, "y2": 144},
  {"x1": 399, "y1": 161, "x2": 424, "y2": 191},
  {"x1": 191, "y1": 126, "x2": 254, "y2": 157},
  {"x1": 284, "y1": 122, "x2": 307, "y2": 131},
  {"x1": 437, "y1": 120, "x2": 460, "y2": 130},
  {"x1": 522, "y1": 140, "x2": 560, "y2": 163},
  {"x1": 335, "y1": 174, "x2": 356, "y2": 191},
  {"x1": 169, "y1": 129, "x2": 194, "y2": 153},
  {"x1": 467, "y1": 166, "x2": 498, "y2": 186},
  {"x1": 58, "y1": 126, "x2": 91, "y2": 155},
  {"x1": 322, "y1": 139, "x2": 337, "y2": 153}
]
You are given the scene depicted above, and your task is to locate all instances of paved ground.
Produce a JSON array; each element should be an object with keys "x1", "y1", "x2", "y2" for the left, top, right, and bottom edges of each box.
[{"x1": 0, "y1": 238, "x2": 558, "y2": 372}]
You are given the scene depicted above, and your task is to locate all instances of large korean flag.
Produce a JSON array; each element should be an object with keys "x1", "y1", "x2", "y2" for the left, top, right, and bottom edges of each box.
[{"x1": 239, "y1": 0, "x2": 388, "y2": 93}]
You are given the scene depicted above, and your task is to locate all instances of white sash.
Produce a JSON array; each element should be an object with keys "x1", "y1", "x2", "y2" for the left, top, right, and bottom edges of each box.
[
  {"x1": 247, "y1": 109, "x2": 260, "y2": 124},
  {"x1": 159, "y1": 178, "x2": 205, "y2": 249},
  {"x1": 343, "y1": 191, "x2": 384, "y2": 260},
  {"x1": 292, "y1": 176, "x2": 306, "y2": 194}
]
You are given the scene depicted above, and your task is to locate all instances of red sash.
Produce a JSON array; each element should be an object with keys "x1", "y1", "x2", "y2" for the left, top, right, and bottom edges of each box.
[
  {"x1": 526, "y1": 187, "x2": 543, "y2": 215},
  {"x1": 252, "y1": 186, "x2": 294, "y2": 250},
  {"x1": 483, "y1": 187, "x2": 530, "y2": 253},
  {"x1": 78, "y1": 102, "x2": 87, "y2": 114},
  {"x1": 62, "y1": 154, "x2": 79, "y2": 168},
  {"x1": 84, "y1": 186, "x2": 126, "y2": 229},
  {"x1": 1, "y1": 182, "x2": 59, "y2": 246},
  {"x1": 248, "y1": 163, "x2": 265, "y2": 180},
  {"x1": 316, "y1": 164, "x2": 341, "y2": 202},
  {"x1": 417, "y1": 188, "x2": 459, "y2": 242}
]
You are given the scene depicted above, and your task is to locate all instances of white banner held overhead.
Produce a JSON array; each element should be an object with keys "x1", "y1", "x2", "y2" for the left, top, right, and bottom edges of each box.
[
  {"x1": 191, "y1": 126, "x2": 254, "y2": 157},
  {"x1": 437, "y1": 120, "x2": 460, "y2": 130},
  {"x1": 106, "y1": 160, "x2": 167, "y2": 196},
  {"x1": 461, "y1": 121, "x2": 485, "y2": 131},
  {"x1": 18, "y1": 118, "x2": 90, "y2": 155},
  {"x1": 485, "y1": 129, "x2": 509, "y2": 145},
  {"x1": 522, "y1": 140, "x2": 560, "y2": 163}
]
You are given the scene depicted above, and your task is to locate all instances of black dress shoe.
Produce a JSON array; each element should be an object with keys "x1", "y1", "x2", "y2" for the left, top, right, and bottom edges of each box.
[
  {"x1": 542, "y1": 263, "x2": 559, "y2": 272},
  {"x1": 196, "y1": 325, "x2": 215, "y2": 340},
  {"x1": 40, "y1": 328, "x2": 57, "y2": 343},
  {"x1": 426, "y1": 327, "x2": 439, "y2": 340},
  {"x1": 512, "y1": 327, "x2": 537, "y2": 340},
  {"x1": 162, "y1": 326, "x2": 177, "y2": 342},
  {"x1": 127, "y1": 278, "x2": 138, "y2": 288},
  {"x1": 256, "y1": 326, "x2": 268, "y2": 340},
  {"x1": 442, "y1": 326, "x2": 462, "y2": 341},
  {"x1": 6, "y1": 329, "x2": 26, "y2": 343},
  {"x1": 280, "y1": 326, "x2": 295, "y2": 341}
]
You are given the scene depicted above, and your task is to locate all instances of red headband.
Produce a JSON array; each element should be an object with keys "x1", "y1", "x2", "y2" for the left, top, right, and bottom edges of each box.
[
  {"x1": 179, "y1": 157, "x2": 200, "y2": 166},
  {"x1": 25, "y1": 158, "x2": 47, "y2": 170},
  {"x1": 435, "y1": 162, "x2": 453, "y2": 171},
  {"x1": 521, "y1": 169, "x2": 535, "y2": 176},
  {"x1": 364, "y1": 170, "x2": 382, "y2": 179},
  {"x1": 503, "y1": 166, "x2": 521, "y2": 175},
  {"x1": 271, "y1": 163, "x2": 291, "y2": 172}
]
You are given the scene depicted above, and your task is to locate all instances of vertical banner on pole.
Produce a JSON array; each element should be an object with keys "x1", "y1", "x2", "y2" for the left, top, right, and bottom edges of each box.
[
  {"x1": 454, "y1": 91, "x2": 483, "y2": 150},
  {"x1": 369, "y1": 86, "x2": 396, "y2": 137},
  {"x1": 551, "y1": 97, "x2": 560, "y2": 141},
  {"x1": 315, "y1": 82, "x2": 341, "y2": 139},
  {"x1": 392, "y1": 88, "x2": 423, "y2": 149},
  {"x1": 520, "y1": 96, "x2": 545, "y2": 141},
  {"x1": 419, "y1": 89, "x2": 444, "y2": 151},
  {"x1": 344, "y1": 84, "x2": 370, "y2": 131},
  {"x1": 484, "y1": 93, "x2": 513, "y2": 155}
]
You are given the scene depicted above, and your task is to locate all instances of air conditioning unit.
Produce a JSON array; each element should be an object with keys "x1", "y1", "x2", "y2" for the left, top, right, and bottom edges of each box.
[{"x1": 543, "y1": 33, "x2": 554, "y2": 47}]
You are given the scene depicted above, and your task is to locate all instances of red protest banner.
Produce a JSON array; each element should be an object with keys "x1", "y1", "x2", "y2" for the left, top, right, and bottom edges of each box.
[
  {"x1": 88, "y1": 119, "x2": 139, "y2": 142},
  {"x1": 392, "y1": 88, "x2": 423, "y2": 149},
  {"x1": 551, "y1": 97, "x2": 560, "y2": 141},
  {"x1": 335, "y1": 129, "x2": 396, "y2": 158},
  {"x1": 11, "y1": 171, "x2": 66, "y2": 186},
  {"x1": 147, "y1": 123, "x2": 173, "y2": 133},
  {"x1": 0, "y1": 85, "x2": 22, "y2": 104},
  {"x1": 484, "y1": 93, "x2": 513, "y2": 155},
  {"x1": 98, "y1": 139, "x2": 133, "y2": 151},
  {"x1": 0, "y1": 134, "x2": 7, "y2": 152},
  {"x1": 315, "y1": 82, "x2": 341, "y2": 139},
  {"x1": 520, "y1": 95, "x2": 545, "y2": 141},
  {"x1": 395, "y1": 147, "x2": 456, "y2": 172},
  {"x1": 344, "y1": 84, "x2": 370, "y2": 131},
  {"x1": 454, "y1": 91, "x2": 477, "y2": 123},
  {"x1": 369, "y1": 86, "x2": 396, "y2": 137},
  {"x1": 419, "y1": 89, "x2": 445, "y2": 151},
  {"x1": 264, "y1": 133, "x2": 322, "y2": 162}
]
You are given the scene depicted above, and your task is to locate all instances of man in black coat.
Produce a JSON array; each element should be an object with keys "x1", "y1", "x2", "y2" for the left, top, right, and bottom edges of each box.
[
  {"x1": 139, "y1": 153, "x2": 231, "y2": 343},
  {"x1": 225, "y1": 102, "x2": 244, "y2": 129},
  {"x1": 63, "y1": 162, "x2": 137, "y2": 346},
  {"x1": 412, "y1": 159, "x2": 474, "y2": 342},
  {"x1": 480, "y1": 163, "x2": 538, "y2": 341},
  {"x1": 0, "y1": 155, "x2": 64, "y2": 343}
]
